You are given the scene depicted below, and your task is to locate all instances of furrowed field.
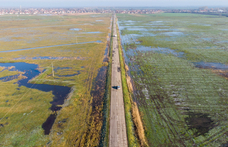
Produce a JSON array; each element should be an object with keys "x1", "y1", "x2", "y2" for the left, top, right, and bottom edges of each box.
[
  {"x1": 117, "y1": 13, "x2": 228, "y2": 146},
  {"x1": 0, "y1": 14, "x2": 111, "y2": 146}
]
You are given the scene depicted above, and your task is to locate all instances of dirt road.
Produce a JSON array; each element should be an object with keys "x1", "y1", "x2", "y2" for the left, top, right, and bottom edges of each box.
[{"x1": 109, "y1": 14, "x2": 128, "y2": 147}]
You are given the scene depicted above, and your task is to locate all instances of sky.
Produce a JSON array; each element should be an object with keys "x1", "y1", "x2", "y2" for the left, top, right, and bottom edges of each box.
[{"x1": 0, "y1": 0, "x2": 228, "y2": 8}]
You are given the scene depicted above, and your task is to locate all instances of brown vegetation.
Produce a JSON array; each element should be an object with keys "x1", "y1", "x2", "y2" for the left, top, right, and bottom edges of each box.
[
  {"x1": 125, "y1": 64, "x2": 129, "y2": 71},
  {"x1": 212, "y1": 69, "x2": 228, "y2": 79},
  {"x1": 132, "y1": 102, "x2": 148, "y2": 147},
  {"x1": 126, "y1": 74, "x2": 133, "y2": 93}
]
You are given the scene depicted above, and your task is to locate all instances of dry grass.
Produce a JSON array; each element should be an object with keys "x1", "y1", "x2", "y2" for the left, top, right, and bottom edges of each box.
[
  {"x1": 125, "y1": 63, "x2": 129, "y2": 71},
  {"x1": 212, "y1": 69, "x2": 228, "y2": 80},
  {"x1": 132, "y1": 102, "x2": 148, "y2": 147},
  {"x1": 126, "y1": 74, "x2": 133, "y2": 93},
  {"x1": 0, "y1": 66, "x2": 5, "y2": 71},
  {"x1": 0, "y1": 14, "x2": 111, "y2": 146}
]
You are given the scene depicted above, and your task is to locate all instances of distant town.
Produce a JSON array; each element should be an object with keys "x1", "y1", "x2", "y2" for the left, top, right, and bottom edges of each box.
[{"x1": 0, "y1": 7, "x2": 227, "y2": 15}]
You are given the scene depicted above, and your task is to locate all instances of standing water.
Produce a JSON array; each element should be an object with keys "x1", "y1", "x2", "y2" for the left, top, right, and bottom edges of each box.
[{"x1": 0, "y1": 62, "x2": 71, "y2": 135}]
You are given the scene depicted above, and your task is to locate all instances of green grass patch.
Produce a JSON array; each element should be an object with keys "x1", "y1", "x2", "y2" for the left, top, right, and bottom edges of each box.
[
  {"x1": 117, "y1": 13, "x2": 228, "y2": 146},
  {"x1": 117, "y1": 19, "x2": 139, "y2": 147}
]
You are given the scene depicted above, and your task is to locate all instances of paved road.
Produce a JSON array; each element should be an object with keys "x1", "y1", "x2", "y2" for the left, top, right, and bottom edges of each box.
[{"x1": 109, "y1": 14, "x2": 128, "y2": 147}]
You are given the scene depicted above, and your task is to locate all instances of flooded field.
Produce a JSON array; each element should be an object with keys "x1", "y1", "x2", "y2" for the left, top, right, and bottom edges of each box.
[
  {"x1": 0, "y1": 14, "x2": 111, "y2": 146},
  {"x1": 117, "y1": 13, "x2": 228, "y2": 146}
]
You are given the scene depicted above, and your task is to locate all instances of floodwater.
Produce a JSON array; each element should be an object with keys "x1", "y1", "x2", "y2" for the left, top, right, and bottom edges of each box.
[
  {"x1": 0, "y1": 62, "x2": 71, "y2": 135},
  {"x1": 193, "y1": 62, "x2": 228, "y2": 70},
  {"x1": 191, "y1": 23, "x2": 211, "y2": 26},
  {"x1": 161, "y1": 32, "x2": 184, "y2": 36},
  {"x1": 70, "y1": 28, "x2": 81, "y2": 31},
  {"x1": 193, "y1": 62, "x2": 228, "y2": 78},
  {"x1": 14, "y1": 56, "x2": 85, "y2": 60},
  {"x1": 190, "y1": 46, "x2": 217, "y2": 49},
  {"x1": 0, "y1": 74, "x2": 20, "y2": 82},
  {"x1": 117, "y1": 15, "x2": 228, "y2": 146},
  {"x1": 125, "y1": 46, "x2": 184, "y2": 60},
  {"x1": 0, "y1": 40, "x2": 102, "y2": 53}
]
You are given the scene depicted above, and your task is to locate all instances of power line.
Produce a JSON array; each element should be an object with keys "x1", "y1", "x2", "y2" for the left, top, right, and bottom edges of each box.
[{"x1": 0, "y1": 63, "x2": 55, "y2": 123}]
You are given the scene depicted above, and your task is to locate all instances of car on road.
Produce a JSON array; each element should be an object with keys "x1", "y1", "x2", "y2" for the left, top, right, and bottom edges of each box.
[
  {"x1": 112, "y1": 86, "x2": 121, "y2": 90},
  {"x1": 117, "y1": 67, "x2": 121, "y2": 72}
]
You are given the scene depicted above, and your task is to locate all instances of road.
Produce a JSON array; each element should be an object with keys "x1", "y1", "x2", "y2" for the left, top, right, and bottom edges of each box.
[{"x1": 109, "y1": 14, "x2": 128, "y2": 147}]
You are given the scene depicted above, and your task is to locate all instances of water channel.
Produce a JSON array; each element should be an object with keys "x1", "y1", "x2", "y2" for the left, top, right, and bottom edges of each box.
[{"x1": 0, "y1": 62, "x2": 71, "y2": 135}]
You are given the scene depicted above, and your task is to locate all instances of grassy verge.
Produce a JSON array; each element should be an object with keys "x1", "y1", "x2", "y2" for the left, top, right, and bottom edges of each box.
[
  {"x1": 99, "y1": 16, "x2": 113, "y2": 147},
  {"x1": 116, "y1": 18, "x2": 140, "y2": 147}
]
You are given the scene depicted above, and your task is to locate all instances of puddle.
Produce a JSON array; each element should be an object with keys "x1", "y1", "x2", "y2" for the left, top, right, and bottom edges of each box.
[
  {"x1": 217, "y1": 40, "x2": 228, "y2": 43},
  {"x1": 161, "y1": 32, "x2": 184, "y2": 36},
  {"x1": 55, "y1": 71, "x2": 80, "y2": 77},
  {"x1": 191, "y1": 46, "x2": 217, "y2": 49},
  {"x1": 191, "y1": 23, "x2": 211, "y2": 26},
  {"x1": 122, "y1": 26, "x2": 176, "y2": 32},
  {"x1": 126, "y1": 28, "x2": 148, "y2": 31},
  {"x1": 70, "y1": 28, "x2": 81, "y2": 31},
  {"x1": 127, "y1": 46, "x2": 184, "y2": 58},
  {"x1": 0, "y1": 41, "x2": 102, "y2": 53},
  {"x1": 185, "y1": 112, "x2": 215, "y2": 136},
  {"x1": 194, "y1": 62, "x2": 228, "y2": 79},
  {"x1": 42, "y1": 113, "x2": 57, "y2": 135},
  {"x1": 149, "y1": 21, "x2": 165, "y2": 25},
  {"x1": 193, "y1": 62, "x2": 228, "y2": 70},
  {"x1": 0, "y1": 62, "x2": 71, "y2": 135},
  {"x1": 0, "y1": 74, "x2": 20, "y2": 82},
  {"x1": 32, "y1": 56, "x2": 67, "y2": 60},
  {"x1": 200, "y1": 38, "x2": 212, "y2": 41},
  {"x1": 150, "y1": 29, "x2": 178, "y2": 31},
  {"x1": 125, "y1": 20, "x2": 136, "y2": 23},
  {"x1": 14, "y1": 56, "x2": 85, "y2": 60}
]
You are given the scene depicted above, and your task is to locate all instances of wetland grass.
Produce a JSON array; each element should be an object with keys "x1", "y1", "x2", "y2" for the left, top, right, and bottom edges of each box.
[
  {"x1": 117, "y1": 13, "x2": 228, "y2": 146},
  {"x1": 0, "y1": 14, "x2": 111, "y2": 146}
]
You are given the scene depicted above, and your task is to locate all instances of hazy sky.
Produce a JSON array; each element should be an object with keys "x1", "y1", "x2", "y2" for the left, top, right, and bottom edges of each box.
[{"x1": 1, "y1": 0, "x2": 228, "y2": 8}]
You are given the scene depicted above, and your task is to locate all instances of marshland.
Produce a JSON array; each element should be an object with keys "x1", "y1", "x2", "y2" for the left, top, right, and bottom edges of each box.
[
  {"x1": 0, "y1": 14, "x2": 111, "y2": 146},
  {"x1": 117, "y1": 13, "x2": 228, "y2": 146}
]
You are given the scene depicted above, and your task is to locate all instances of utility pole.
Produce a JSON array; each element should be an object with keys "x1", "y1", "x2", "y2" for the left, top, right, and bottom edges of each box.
[
  {"x1": 52, "y1": 62, "x2": 54, "y2": 77},
  {"x1": 76, "y1": 36, "x2": 77, "y2": 43}
]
